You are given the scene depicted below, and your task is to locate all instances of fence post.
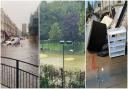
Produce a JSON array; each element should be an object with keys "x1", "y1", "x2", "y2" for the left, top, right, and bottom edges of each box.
[{"x1": 16, "y1": 60, "x2": 19, "y2": 88}]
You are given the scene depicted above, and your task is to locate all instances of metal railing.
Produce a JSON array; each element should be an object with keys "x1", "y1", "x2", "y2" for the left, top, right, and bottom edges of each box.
[{"x1": 1, "y1": 56, "x2": 39, "y2": 88}]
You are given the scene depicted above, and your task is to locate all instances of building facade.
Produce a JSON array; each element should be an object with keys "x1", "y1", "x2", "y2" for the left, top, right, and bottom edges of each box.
[
  {"x1": 22, "y1": 23, "x2": 27, "y2": 36},
  {"x1": 93, "y1": 1, "x2": 127, "y2": 28},
  {"x1": 94, "y1": 1, "x2": 125, "y2": 13},
  {"x1": 1, "y1": 8, "x2": 21, "y2": 42}
]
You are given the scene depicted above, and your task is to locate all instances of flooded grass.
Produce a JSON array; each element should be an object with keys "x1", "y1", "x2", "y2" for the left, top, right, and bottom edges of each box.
[{"x1": 40, "y1": 52, "x2": 85, "y2": 71}]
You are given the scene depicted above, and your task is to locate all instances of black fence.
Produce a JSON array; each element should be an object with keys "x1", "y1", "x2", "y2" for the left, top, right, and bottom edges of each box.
[{"x1": 1, "y1": 56, "x2": 39, "y2": 88}]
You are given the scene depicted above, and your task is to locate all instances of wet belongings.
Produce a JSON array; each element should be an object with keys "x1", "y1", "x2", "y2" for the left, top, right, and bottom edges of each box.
[
  {"x1": 107, "y1": 26, "x2": 126, "y2": 58},
  {"x1": 87, "y1": 20, "x2": 107, "y2": 52}
]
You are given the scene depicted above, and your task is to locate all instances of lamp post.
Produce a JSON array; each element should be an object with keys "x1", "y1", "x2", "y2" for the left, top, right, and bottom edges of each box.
[{"x1": 59, "y1": 40, "x2": 72, "y2": 88}]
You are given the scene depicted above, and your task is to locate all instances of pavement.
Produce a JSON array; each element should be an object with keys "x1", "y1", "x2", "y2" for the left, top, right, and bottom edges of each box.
[{"x1": 86, "y1": 52, "x2": 127, "y2": 88}]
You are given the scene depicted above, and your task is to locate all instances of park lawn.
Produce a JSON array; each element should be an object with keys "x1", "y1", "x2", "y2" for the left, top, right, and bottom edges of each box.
[
  {"x1": 40, "y1": 43, "x2": 62, "y2": 51},
  {"x1": 40, "y1": 41, "x2": 85, "y2": 54},
  {"x1": 40, "y1": 52, "x2": 85, "y2": 71}
]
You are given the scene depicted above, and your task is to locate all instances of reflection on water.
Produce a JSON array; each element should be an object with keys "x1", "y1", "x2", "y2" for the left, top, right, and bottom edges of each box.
[
  {"x1": 1, "y1": 38, "x2": 38, "y2": 74},
  {"x1": 86, "y1": 52, "x2": 127, "y2": 88}
]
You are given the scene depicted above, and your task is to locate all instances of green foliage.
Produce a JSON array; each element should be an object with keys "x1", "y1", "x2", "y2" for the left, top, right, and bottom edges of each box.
[
  {"x1": 40, "y1": 64, "x2": 85, "y2": 88},
  {"x1": 49, "y1": 23, "x2": 62, "y2": 41},
  {"x1": 78, "y1": 1, "x2": 85, "y2": 35},
  {"x1": 40, "y1": 65, "x2": 62, "y2": 88},
  {"x1": 40, "y1": 1, "x2": 85, "y2": 41},
  {"x1": 40, "y1": 76, "x2": 49, "y2": 88}
]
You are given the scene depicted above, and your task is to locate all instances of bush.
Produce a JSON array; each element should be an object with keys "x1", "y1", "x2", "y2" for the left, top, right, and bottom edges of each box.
[{"x1": 40, "y1": 64, "x2": 85, "y2": 88}]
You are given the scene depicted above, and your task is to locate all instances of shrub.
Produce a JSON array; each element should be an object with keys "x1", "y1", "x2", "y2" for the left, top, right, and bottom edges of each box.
[{"x1": 40, "y1": 64, "x2": 85, "y2": 88}]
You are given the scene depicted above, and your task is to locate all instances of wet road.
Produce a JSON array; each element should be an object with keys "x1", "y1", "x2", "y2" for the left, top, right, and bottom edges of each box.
[
  {"x1": 1, "y1": 39, "x2": 38, "y2": 75},
  {"x1": 1, "y1": 39, "x2": 39, "y2": 88},
  {"x1": 86, "y1": 52, "x2": 127, "y2": 88}
]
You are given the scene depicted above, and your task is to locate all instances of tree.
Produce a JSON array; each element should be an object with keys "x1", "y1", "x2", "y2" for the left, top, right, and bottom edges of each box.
[
  {"x1": 40, "y1": 1, "x2": 84, "y2": 41},
  {"x1": 40, "y1": 1, "x2": 49, "y2": 40},
  {"x1": 78, "y1": 1, "x2": 85, "y2": 36},
  {"x1": 61, "y1": 12, "x2": 80, "y2": 41},
  {"x1": 49, "y1": 23, "x2": 62, "y2": 41}
]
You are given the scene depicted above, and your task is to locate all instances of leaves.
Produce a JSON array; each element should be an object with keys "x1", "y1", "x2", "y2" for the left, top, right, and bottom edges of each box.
[
  {"x1": 40, "y1": 1, "x2": 85, "y2": 41},
  {"x1": 40, "y1": 65, "x2": 85, "y2": 88},
  {"x1": 49, "y1": 23, "x2": 62, "y2": 41},
  {"x1": 78, "y1": 1, "x2": 85, "y2": 35}
]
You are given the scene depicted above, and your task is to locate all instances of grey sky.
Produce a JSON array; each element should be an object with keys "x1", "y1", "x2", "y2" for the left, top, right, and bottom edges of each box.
[{"x1": 1, "y1": 1, "x2": 40, "y2": 31}]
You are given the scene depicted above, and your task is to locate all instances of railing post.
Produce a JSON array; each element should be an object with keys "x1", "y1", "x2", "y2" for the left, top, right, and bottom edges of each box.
[{"x1": 16, "y1": 60, "x2": 19, "y2": 88}]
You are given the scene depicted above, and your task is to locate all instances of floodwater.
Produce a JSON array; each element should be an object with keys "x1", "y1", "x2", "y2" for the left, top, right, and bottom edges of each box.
[
  {"x1": 40, "y1": 53, "x2": 85, "y2": 71},
  {"x1": 1, "y1": 39, "x2": 38, "y2": 74},
  {"x1": 86, "y1": 52, "x2": 127, "y2": 88},
  {"x1": 1, "y1": 39, "x2": 39, "y2": 88}
]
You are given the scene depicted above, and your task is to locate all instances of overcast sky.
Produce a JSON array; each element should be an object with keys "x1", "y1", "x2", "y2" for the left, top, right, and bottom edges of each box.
[{"x1": 1, "y1": 0, "x2": 40, "y2": 31}]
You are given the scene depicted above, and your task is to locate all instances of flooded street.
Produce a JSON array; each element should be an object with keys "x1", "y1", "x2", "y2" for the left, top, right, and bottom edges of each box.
[
  {"x1": 1, "y1": 0, "x2": 40, "y2": 87},
  {"x1": 86, "y1": 52, "x2": 127, "y2": 88},
  {"x1": 1, "y1": 39, "x2": 39, "y2": 88},
  {"x1": 1, "y1": 39, "x2": 38, "y2": 74}
]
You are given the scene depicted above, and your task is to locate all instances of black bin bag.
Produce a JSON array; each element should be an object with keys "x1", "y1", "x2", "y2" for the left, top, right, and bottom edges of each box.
[{"x1": 87, "y1": 20, "x2": 107, "y2": 52}]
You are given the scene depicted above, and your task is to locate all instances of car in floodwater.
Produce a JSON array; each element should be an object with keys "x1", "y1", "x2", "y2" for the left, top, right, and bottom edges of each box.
[{"x1": 5, "y1": 37, "x2": 20, "y2": 46}]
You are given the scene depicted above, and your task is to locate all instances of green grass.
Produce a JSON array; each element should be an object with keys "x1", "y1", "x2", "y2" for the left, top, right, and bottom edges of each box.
[
  {"x1": 42, "y1": 43, "x2": 62, "y2": 51},
  {"x1": 40, "y1": 41, "x2": 85, "y2": 54}
]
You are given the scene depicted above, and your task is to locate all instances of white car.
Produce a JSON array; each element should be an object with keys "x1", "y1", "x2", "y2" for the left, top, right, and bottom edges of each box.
[{"x1": 5, "y1": 37, "x2": 20, "y2": 46}]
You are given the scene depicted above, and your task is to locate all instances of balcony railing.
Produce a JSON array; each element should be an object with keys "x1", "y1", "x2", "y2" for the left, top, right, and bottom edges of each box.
[{"x1": 1, "y1": 56, "x2": 39, "y2": 88}]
